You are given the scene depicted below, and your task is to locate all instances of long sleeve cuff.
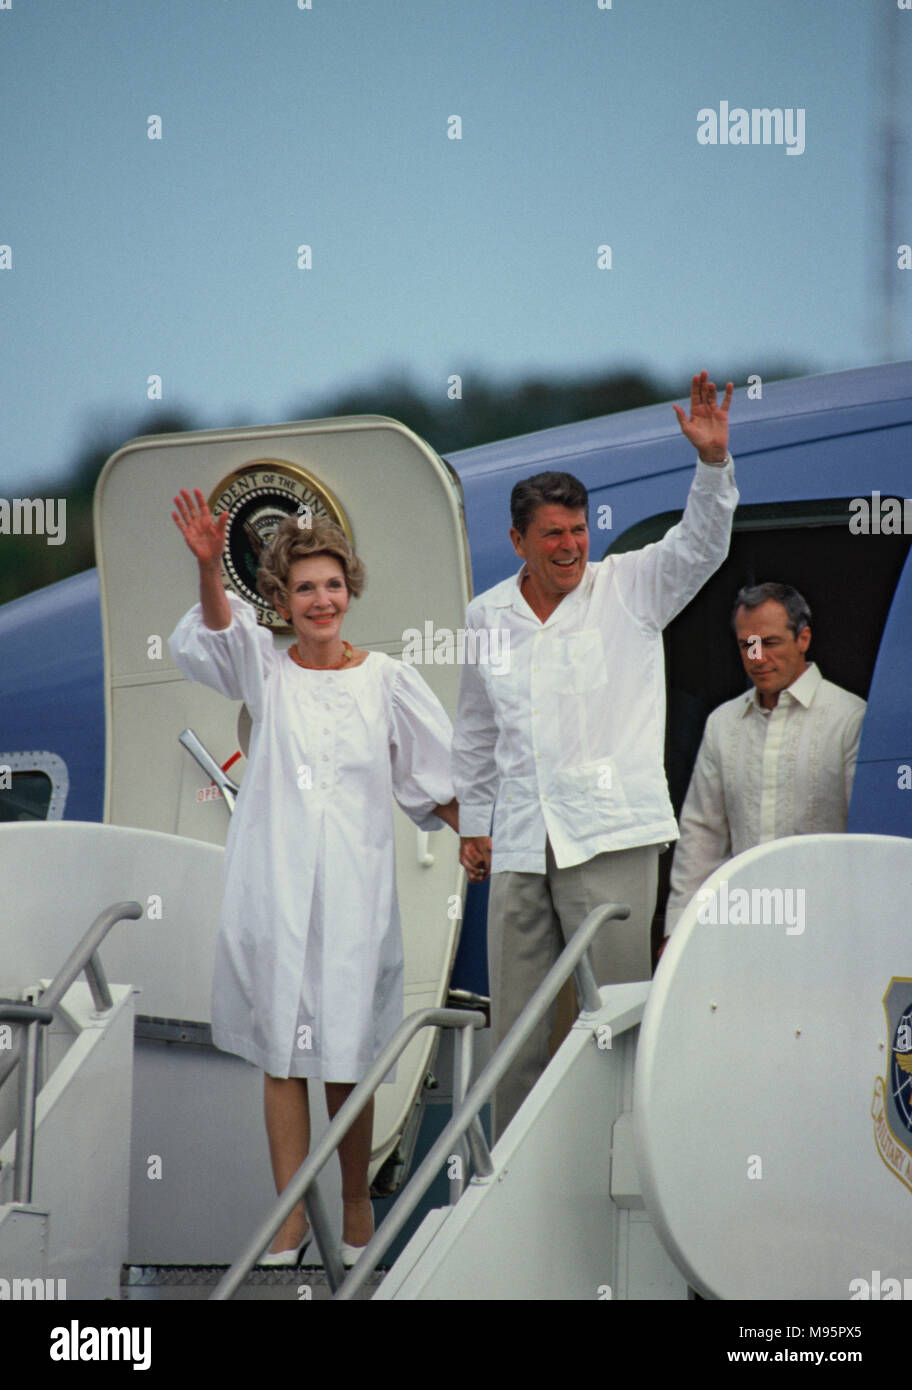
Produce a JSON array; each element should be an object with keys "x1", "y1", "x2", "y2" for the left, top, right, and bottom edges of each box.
[
  {"x1": 458, "y1": 804, "x2": 494, "y2": 837},
  {"x1": 694, "y1": 451, "x2": 735, "y2": 479}
]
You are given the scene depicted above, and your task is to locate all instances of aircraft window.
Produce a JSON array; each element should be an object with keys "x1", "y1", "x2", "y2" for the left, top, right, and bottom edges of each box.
[
  {"x1": 0, "y1": 752, "x2": 69, "y2": 822},
  {"x1": 602, "y1": 500, "x2": 912, "y2": 938}
]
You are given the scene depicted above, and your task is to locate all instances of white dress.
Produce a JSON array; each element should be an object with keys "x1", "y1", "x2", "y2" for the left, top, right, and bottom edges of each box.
[{"x1": 169, "y1": 594, "x2": 454, "y2": 1081}]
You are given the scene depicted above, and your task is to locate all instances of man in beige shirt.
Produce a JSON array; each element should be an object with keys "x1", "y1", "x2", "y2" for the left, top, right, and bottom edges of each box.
[{"x1": 665, "y1": 582, "x2": 866, "y2": 935}]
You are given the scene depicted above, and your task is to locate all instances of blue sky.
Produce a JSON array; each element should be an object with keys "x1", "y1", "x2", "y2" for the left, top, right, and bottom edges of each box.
[{"x1": 2, "y1": 0, "x2": 909, "y2": 491}]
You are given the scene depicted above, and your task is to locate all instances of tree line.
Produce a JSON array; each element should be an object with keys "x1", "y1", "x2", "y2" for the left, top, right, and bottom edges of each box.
[{"x1": 0, "y1": 360, "x2": 808, "y2": 606}]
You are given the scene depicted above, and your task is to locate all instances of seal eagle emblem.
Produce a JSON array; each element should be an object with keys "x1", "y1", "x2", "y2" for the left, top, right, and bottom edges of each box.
[{"x1": 208, "y1": 459, "x2": 352, "y2": 628}]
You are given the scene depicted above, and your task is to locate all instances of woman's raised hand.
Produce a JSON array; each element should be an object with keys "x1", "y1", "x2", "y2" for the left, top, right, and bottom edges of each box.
[{"x1": 172, "y1": 488, "x2": 229, "y2": 566}]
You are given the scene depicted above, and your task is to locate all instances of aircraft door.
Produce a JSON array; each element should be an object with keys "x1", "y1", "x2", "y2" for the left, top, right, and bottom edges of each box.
[{"x1": 94, "y1": 415, "x2": 473, "y2": 1181}]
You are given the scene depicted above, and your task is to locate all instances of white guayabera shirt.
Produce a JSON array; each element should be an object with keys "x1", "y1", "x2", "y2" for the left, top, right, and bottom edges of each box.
[
  {"x1": 453, "y1": 459, "x2": 738, "y2": 875},
  {"x1": 664, "y1": 662, "x2": 866, "y2": 933},
  {"x1": 169, "y1": 594, "x2": 454, "y2": 1081}
]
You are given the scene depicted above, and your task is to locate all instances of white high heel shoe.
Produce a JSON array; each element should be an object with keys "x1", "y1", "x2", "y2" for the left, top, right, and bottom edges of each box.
[
  {"x1": 257, "y1": 1231, "x2": 312, "y2": 1267},
  {"x1": 341, "y1": 1196, "x2": 374, "y2": 1268},
  {"x1": 340, "y1": 1238, "x2": 369, "y2": 1269}
]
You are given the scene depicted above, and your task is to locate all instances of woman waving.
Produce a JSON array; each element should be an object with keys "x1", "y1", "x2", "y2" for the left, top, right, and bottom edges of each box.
[{"x1": 169, "y1": 490, "x2": 459, "y2": 1267}]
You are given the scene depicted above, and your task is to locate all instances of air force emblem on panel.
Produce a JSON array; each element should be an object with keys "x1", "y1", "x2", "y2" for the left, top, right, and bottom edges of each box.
[{"x1": 872, "y1": 979, "x2": 912, "y2": 1195}]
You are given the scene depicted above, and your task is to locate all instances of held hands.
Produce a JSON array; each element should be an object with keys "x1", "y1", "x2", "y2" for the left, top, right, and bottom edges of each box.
[
  {"x1": 438, "y1": 808, "x2": 490, "y2": 882},
  {"x1": 172, "y1": 488, "x2": 229, "y2": 567},
  {"x1": 460, "y1": 835, "x2": 492, "y2": 884},
  {"x1": 673, "y1": 370, "x2": 733, "y2": 465}
]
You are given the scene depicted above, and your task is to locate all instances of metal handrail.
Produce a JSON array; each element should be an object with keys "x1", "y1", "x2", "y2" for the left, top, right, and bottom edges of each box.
[
  {"x1": 179, "y1": 729, "x2": 239, "y2": 812},
  {"x1": 0, "y1": 1002, "x2": 54, "y2": 1204},
  {"x1": 212, "y1": 899, "x2": 628, "y2": 1301},
  {"x1": 333, "y1": 899, "x2": 629, "y2": 1300},
  {"x1": 0, "y1": 899, "x2": 142, "y2": 1204},
  {"x1": 0, "y1": 901, "x2": 143, "y2": 1092},
  {"x1": 211, "y1": 1006, "x2": 486, "y2": 1300}
]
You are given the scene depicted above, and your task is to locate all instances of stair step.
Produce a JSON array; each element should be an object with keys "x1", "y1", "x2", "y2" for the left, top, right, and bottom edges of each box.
[{"x1": 121, "y1": 1263, "x2": 386, "y2": 1301}]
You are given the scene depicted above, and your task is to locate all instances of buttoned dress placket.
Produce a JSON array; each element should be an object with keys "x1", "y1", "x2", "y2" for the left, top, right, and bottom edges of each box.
[
  {"x1": 758, "y1": 697, "x2": 788, "y2": 844},
  {"x1": 275, "y1": 660, "x2": 330, "y2": 1075},
  {"x1": 306, "y1": 669, "x2": 340, "y2": 1077},
  {"x1": 530, "y1": 625, "x2": 548, "y2": 834},
  {"x1": 530, "y1": 584, "x2": 588, "y2": 866},
  {"x1": 518, "y1": 578, "x2": 584, "y2": 863}
]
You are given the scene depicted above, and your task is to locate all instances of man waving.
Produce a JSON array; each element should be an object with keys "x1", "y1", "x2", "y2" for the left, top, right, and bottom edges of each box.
[{"x1": 453, "y1": 372, "x2": 738, "y2": 1138}]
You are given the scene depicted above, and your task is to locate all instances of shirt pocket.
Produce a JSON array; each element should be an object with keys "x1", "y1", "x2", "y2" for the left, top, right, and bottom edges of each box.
[
  {"x1": 552, "y1": 759, "x2": 632, "y2": 836},
  {"x1": 485, "y1": 644, "x2": 526, "y2": 718},
  {"x1": 554, "y1": 629, "x2": 608, "y2": 695}
]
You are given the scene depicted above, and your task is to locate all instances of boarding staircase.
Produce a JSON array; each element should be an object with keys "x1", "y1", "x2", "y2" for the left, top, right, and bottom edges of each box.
[
  {"x1": 0, "y1": 886, "x2": 632, "y2": 1301},
  {"x1": 9, "y1": 823, "x2": 906, "y2": 1300},
  {"x1": 0, "y1": 903, "x2": 141, "y2": 1300},
  {"x1": 0, "y1": 813, "x2": 651, "y2": 1301}
]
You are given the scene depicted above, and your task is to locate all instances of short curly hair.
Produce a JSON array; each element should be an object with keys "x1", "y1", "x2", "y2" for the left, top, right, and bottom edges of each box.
[{"x1": 257, "y1": 513, "x2": 366, "y2": 611}]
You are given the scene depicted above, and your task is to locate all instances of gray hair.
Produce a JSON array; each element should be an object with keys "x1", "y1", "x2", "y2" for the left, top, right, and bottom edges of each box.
[{"x1": 731, "y1": 582, "x2": 811, "y2": 638}]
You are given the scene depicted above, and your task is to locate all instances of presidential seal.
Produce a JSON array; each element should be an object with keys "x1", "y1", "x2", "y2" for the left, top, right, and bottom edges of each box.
[
  {"x1": 208, "y1": 460, "x2": 352, "y2": 628},
  {"x1": 871, "y1": 978, "x2": 912, "y2": 1196}
]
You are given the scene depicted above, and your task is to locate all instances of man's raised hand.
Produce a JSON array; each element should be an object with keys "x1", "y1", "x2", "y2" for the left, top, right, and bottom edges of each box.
[{"x1": 673, "y1": 370, "x2": 733, "y2": 465}]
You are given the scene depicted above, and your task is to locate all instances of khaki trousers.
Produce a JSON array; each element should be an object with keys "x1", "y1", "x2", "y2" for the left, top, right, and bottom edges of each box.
[{"x1": 487, "y1": 840, "x2": 658, "y2": 1139}]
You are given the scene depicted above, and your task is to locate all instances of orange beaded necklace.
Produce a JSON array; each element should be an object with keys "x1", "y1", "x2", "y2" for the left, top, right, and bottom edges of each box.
[{"x1": 287, "y1": 641, "x2": 354, "y2": 671}]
